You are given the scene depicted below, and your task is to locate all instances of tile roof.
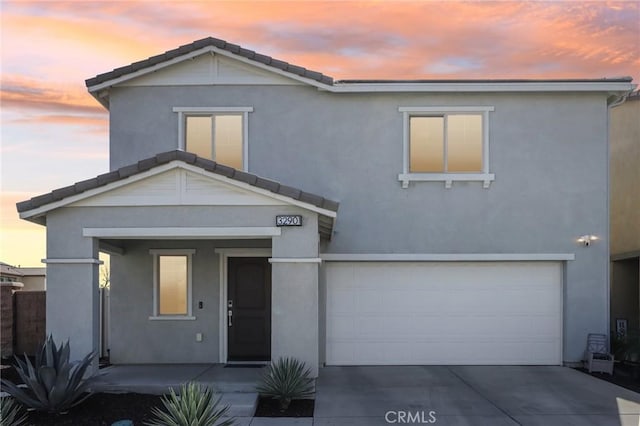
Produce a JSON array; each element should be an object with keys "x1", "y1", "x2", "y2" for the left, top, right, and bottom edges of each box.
[
  {"x1": 85, "y1": 36, "x2": 334, "y2": 88},
  {"x1": 16, "y1": 150, "x2": 339, "y2": 215}
]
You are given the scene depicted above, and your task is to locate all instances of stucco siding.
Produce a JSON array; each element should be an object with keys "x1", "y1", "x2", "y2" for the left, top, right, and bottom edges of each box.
[
  {"x1": 46, "y1": 202, "x2": 318, "y2": 364},
  {"x1": 109, "y1": 86, "x2": 608, "y2": 255},
  {"x1": 105, "y1": 85, "x2": 612, "y2": 364},
  {"x1": 110, "y1": 240, "x2": 220, "y2": 364}
]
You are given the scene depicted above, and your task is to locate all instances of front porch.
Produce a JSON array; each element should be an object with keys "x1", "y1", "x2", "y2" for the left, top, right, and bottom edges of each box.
[{"x1": 15, "y1": 153, "x2": 339, "y2": 377}]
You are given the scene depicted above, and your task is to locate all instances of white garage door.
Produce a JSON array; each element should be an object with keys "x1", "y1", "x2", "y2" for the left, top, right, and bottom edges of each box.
[{"x1": 325, "y1": 262, "x2": 562, "y2": 365}]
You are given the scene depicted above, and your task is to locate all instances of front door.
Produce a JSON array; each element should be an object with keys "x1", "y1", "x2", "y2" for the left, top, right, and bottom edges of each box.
[{"x1": 227, "y1": 257, "x2": 271, "y2": 361}]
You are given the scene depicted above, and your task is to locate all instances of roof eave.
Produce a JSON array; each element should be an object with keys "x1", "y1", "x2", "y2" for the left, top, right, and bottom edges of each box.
[
  {"x1": 330, "y1": 80, "x2": 637, "y2": 93},
  {"x1": 17, "y1": 154, "x2": 339, "y2": 222},
  {"x1": 86, "y1": 45, "x2": 335, "y2": 97}
]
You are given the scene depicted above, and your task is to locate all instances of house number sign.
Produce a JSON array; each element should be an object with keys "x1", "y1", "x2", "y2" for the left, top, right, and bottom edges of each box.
[{"x1": 276, "y1": 215, "x2": 302, "y2": 226}]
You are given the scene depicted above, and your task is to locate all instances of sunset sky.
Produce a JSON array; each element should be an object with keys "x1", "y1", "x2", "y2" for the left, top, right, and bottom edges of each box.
[{"x1": 1, "y1": 0, "x2": 639, "y2": 266}]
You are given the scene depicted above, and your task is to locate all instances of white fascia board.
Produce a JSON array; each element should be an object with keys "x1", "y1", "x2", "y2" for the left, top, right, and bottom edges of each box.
[
  {"x1": 332, "y1": 82, "x2": 636, "y2": 93},
  {"x1": 19, "y1": 161, "x2": 337, "y2": 220},
  {"x1": 83, "y1": 227, "x2": 281, "y2": 239},
  {"x1": 207, "y1": 47, "x2": 334, "y2": 90},
  {"x1": 88, "y1": 46, "x2": 334, "y2": 93},
  {"x1": 177, "y1": 162, "x2": 338, "y2": 218},
  {"x1": 19, "y1": 162, "x2": 179, "y2": 220},
  {"x1": 88, "y1": 47, "x2": 215, "y2": 92},
  {"x1": 320, "y1": 253, "x2": 576, "y2": 262}
]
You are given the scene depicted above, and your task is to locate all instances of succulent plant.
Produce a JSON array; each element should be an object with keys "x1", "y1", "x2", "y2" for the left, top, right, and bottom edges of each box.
[
  {"x1": 256, "y1": 357, "x2": 314, "y2": 411},
  {"x1": 0, "y1": 335, "x2": 97, "y2": 413},
  {"x1": 145, "y1": 382, "x2": 234, "y2": 426},
  {"x1": 0, "y1": 397, "x2": 28, "y2": 426}
]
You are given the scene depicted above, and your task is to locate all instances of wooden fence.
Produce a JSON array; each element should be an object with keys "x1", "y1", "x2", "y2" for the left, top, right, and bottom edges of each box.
[
  {"x1": 1, "y1": 288, "x2": 46, "y2": 358},
  {"x1": 14, "y1": 291, "x2": 46, "y2": 356},
  {"x1": 2, "y1": 288, "x2": 109, "y2": 359}
]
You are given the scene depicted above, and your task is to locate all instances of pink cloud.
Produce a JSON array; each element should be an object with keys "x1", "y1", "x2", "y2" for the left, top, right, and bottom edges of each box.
[
  {"x1": 2, "y1": 1, "x2": 637, "y2": 82},
  {"x1": 1, "y1": 76, "x2": 104, "y2": 114}
]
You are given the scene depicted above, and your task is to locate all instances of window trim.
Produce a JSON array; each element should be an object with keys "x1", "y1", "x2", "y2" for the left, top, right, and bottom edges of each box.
[
  {"x1": 149, "y1": 249, "x2": 196, "y2": 320},
  {"x1": 398, "y1": 106, "x2": 495, "y2": 189},
  {"x1": 173, "y1": 107, "x2": 253, "y2": 171}
]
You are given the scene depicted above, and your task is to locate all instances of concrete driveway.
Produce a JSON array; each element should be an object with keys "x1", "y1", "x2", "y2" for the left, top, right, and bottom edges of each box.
[{"x1": 313, "y1": 366, "x2": 640, "y2": 426}]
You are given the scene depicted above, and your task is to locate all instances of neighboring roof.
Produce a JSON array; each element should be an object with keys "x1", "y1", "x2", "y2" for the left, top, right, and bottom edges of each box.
[
  {"x1": 86, "y1": 36, "x2": 334, "y2": 89},
  {"x1": 17, "y1": 150, "x2": 339, "y2": 216},
  {"x1": 18, "y1": 267, "x2": 46, "y2": 276},
  {"x1": 0, "y1": 262, "x2": 23, "y2": 277}
]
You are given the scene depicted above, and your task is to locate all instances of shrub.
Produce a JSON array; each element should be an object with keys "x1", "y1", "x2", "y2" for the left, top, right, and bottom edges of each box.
[
  {"x1": 0, "y1": 397, "x2": 28, "y2": 426},
  {"x1": 256, "y1": 357, "x2": 314, "y2": 411},
  {"x1": 145, "y1": 382, "x2": 234, "y2": 426},
  {"x1": 0, "y1": 335, "x2": 97, "y2": 413}
]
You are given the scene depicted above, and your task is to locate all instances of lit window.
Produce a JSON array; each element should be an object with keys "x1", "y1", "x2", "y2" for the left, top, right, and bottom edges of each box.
[
  {"x1": 174, "y1": 107, "x2": 253, "y2": 171},
  {"x1": 149, "y1": 249, "x2": 195, "y2": 320},
  {"x1": 410, "y1": 114, "x2": 483, "y2": 173},
  {"x1": 158, "y1": 255, "x2": 187, "y2": 315},
  {"x1": 185, "y1": 115, "x2": 243, "y2": 169},
  {"x1": 399, "y1": 106, "x2": 495, "y2": 188}
]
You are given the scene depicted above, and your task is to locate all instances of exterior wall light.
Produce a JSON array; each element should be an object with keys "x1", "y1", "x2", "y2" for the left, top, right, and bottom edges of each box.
[{"x1": 577, "y1": 235, "x2": 599, "y2": 246}]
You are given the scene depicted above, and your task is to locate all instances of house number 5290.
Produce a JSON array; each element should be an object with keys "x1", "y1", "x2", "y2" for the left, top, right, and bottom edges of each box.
[{"x1": 276, "y1": 215, "x2": 302, "y2": 226}]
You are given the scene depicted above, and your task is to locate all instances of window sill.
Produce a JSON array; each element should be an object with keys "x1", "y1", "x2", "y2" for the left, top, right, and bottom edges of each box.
[
  {"x1": 398, "y1": 173, "x2": 495, "y2": 189},
  {"x1": 148, "y1": 316, "x2": 196, "y2": 321}
]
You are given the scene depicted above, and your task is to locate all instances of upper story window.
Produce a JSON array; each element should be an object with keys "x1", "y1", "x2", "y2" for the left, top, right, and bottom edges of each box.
[
  {"x1": 173, "y1": 107, "x2": 253, "y2": 171},
  {"x1": 398, "y1": 106, "x2": 495, "y2": 189}
]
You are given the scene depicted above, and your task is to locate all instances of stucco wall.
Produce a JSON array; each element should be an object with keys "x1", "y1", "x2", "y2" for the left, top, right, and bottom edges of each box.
[
  {"x1": 107, "y1": 85, "x2": 611, "y2": 363},
  {"x1": 110, "y1": 240, "x2": 220, "y2": 363},
  {"x1": 109, "y1": 87, "x2": 608, "y2": 255},
  {"x1": 610, "y1": 95, "x2": 640, "y2": 256},
  {"x1": 46, "y1": 202, "x2": 319, "y2": 365}
]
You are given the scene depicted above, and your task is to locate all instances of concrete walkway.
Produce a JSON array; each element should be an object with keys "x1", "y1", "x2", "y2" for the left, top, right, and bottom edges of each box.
[
  {"x1": 91, "y1": 364, "x2": 640, "y2": 425},
  {"x1": 91, "y1": 364, "x2": 262, "y2": 418}
]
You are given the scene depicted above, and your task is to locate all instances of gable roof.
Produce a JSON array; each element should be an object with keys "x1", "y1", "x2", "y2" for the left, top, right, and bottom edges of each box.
[
  {"x1": 17, "y1": 150, "x2": 339, "y2": 229},
  {"x1": 86, "y1": 36, "x2": 334, "y2": 90},
  {"x1": 85, "y1": 36, "x2": 636, "y2": 108}
]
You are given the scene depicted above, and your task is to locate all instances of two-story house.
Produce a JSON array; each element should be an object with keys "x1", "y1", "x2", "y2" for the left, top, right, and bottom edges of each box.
[{"x1": 17, "y1": 37, "x2": 635, "y2": 375}]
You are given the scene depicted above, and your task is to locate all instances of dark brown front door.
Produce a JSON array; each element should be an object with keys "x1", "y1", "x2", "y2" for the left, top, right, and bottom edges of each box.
[{"x1": 227, "y1": 257, "x2": 271, "y2": 361}]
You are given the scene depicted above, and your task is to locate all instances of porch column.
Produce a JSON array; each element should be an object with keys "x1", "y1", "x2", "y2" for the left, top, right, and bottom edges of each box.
[
  {"x1": 45, "y1": 212, "x2": 100, "y2": 369},
  {"x1": 270, "y1": 221, "x2": 320, "y2": 377}
]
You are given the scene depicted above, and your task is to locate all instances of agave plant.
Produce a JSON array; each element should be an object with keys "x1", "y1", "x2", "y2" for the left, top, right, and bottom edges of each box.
[
  {"x1": 0, "y1": 397, "x2": 28, "y2": 426},
  {"x1": 0, "y1": 335, "x2": 97, "y2": 413},
  {"x1": 145, "y1": 382, "x2": 234, "y2": 426},
  {"x1": 256, "y1": 357, "x2": 314, "y2": 411}
]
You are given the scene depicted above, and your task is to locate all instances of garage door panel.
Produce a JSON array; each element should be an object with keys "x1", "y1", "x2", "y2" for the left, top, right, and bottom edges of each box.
[
  {"x1": 330, "y1": 314, "x2": 559, "y2": 340},
  {"x1": 341, "y1": 288, "x2": 558, "y2": 315},
  {"x1": 327, "y1": 339, "x2": 560, "y2": 365},
  {"x1": 325, "y1": 262, "x2": 562, "y2": 365}
]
